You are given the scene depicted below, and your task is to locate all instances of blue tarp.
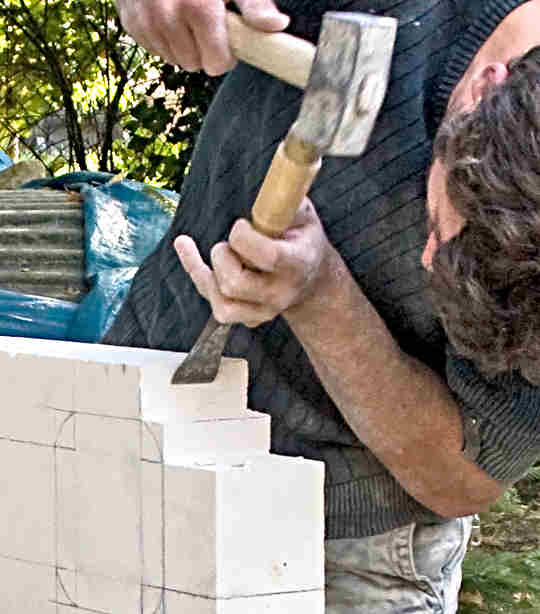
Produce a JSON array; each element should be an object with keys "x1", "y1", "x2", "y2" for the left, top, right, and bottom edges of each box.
[{"x1": 1, "y1": 170, "x2": 176, "y2": 343}]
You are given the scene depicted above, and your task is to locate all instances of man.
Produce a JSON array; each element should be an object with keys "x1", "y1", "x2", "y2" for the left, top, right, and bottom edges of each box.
[{"x1": 108, "y1": 1, "x2": 540, "y2": 611}]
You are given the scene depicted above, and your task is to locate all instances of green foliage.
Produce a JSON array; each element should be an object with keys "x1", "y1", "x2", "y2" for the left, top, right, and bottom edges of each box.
[
  {"x1": 118, "y1": 65, "x2": 221, "y2": 192},
  {"x1": 0, "y1": 0, "x2": 218, "y2": 190},
  {"x1": 487, "y1": 487, "x2": 523, "y2": 515},
  {"x1": 526, "y1": 463, "x2": 540, "y2": 482},
  {"x1": 460, "y1": 549, "x2": 540, "y2": 613},
  {"x1": 460, "y1": 474, "x2": 540, "y2": 613}
]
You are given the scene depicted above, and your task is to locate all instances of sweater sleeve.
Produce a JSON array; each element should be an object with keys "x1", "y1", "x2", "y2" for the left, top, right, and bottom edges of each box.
[{"x1": 446, "y1": 345, "x2": 540, "y2": 485}]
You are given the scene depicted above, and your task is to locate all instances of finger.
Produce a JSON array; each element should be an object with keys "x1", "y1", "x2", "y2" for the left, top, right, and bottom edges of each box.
[
  {"x1": 228, "y1": 218, "x2": 283, "y2": 273},
  {"x1": 212, "y1": 297, "x2": 277, "y2": 327},
  {"x1": 287, "y1": 197, "x2": 316, "y2": 230},
  {"x1": 182, "y1": 0, "x2": 235, "y2": 74},
  {"x1": 120, "y1": 0, "x2": 237, "y2": 73},
  {"x1": 174, "y1": 235, "x2": 213, "y2": 300},
  {"x1": 210, "y1": 242, "x2": 272, "y2": 302},
  {"x1": 117, "y1": 8, "x2": 163, "y2": 57},
  {"x1": 174, "y1": 24, "x2": 203, "y2": 71},
  {"x1": 235, "y1": 0, "x2": 290, "y2": 31},
  {"x1": 152, "y1": 12, "x2": 203, "y2": 70}
]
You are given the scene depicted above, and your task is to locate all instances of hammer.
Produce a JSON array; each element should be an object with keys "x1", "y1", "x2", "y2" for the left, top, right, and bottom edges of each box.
[{"x1": 171, "y1": 10, "x2": 397, "y2": 385}]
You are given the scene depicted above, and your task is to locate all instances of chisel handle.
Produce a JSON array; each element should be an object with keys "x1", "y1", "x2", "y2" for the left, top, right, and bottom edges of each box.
[
  {"x1": 251, "y1": 133, "x2": 322, "y2": 238},
  {"x1": 226, "y1": 11, "x2": 315, "y2": 90}
]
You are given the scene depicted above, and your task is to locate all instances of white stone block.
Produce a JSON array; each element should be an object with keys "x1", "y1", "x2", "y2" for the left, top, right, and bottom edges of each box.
[
  {"x1": 54, "y1": 567, "x2": 141, "y2": 613},
  {"x1": 56, "y1": 410, "x2": 76, "y2": 449},
  {"x1": 139, "y1": 355, "x2": 250, "y2": 423},
  {"x1": 73, "y1": 361, "x2": 140, "y2": 418},
  {"x1": 0, "y1": 339, "x2": 140, "y2": 419},
  {"x1": 0, "y1": 336, "x2": 249, "y2": 422},
  {"x1": 56, "y1": 448, "x2": 79, "y2": 571},
  {"x1": 164, "y1": 588, "x2": 325, "y2": 613},
  {"x1": 141, "y1": 460, "x2": 164, "y2": 587},
  {"x1": 0, "y1": 440, "x2": 55, "y2": 565},
  {"x1": 0, "y1": 557, "x2": 57, "y2": 614},
  {"x1": 143, "y1": 585, "x2": 165, "y2": 613},
  {"x1": 164, "y1": 410, "x2": 271, "y2": 465},
  {"x1": 0, "y1": 336, "x2": 326, "y2": 612},
  {"x1": 0, "y1": 351, "x2": 73, "y2": 445},
  {"x1": 142, "y1": 421, "x2": 164, "y2": 463},
  {"x1": 164, "y1": 454, "x2": 325, "y2": 598},
  {"x1": 55, "y1": 568, "x2": 77, "y2": 606},
  {"x1": 67, "y1": 414, "x2": 142, "y2": 581},
  {"x1": 75, "y1": 573, "x2": 141, "y2": 613}
]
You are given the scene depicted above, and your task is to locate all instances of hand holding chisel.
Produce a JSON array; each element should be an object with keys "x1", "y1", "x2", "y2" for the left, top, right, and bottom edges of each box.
[{"x1": 171, "y1": 10, "x2": 397, "y2": 384}]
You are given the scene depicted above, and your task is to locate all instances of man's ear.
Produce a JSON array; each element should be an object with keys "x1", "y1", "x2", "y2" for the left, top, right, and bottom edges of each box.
[{"x1": 471, "y1": 62, "x2": 509, "y2": 105}]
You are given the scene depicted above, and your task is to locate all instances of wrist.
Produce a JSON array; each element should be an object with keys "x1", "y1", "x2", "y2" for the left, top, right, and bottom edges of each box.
[{"x1": 284, "y1": 242, "x2": 346, "y2": 323}]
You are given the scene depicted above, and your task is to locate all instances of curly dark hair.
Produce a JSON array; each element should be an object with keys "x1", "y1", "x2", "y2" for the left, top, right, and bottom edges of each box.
[{"x1": 430, "y1": 45, "x2": 540, "y2": 385}]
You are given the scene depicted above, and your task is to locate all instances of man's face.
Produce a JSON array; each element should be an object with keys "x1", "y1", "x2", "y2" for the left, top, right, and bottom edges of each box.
[
  {"x1": 422, "y1": 60, "x2": 512, "y2": 271},
  {"x1": 421, "y1": 158, "x2": 465, "y2": 271}
]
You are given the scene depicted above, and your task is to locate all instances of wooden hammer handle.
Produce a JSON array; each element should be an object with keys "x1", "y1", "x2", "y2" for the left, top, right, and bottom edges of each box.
[
  {"x1": 226, "y1": 11, "x2": 315, "y2": 90},
  {"x1": 226, "y1": 12, "x2": 321, "y2": 238},
  {"x1": 251, "y1": 134, "x2": 322, "y2": 238}
]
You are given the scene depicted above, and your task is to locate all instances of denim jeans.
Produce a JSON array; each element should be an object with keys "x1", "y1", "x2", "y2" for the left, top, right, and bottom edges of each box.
[{"x1": 325, "y1": 516, "x2": 473, "y2": 613}]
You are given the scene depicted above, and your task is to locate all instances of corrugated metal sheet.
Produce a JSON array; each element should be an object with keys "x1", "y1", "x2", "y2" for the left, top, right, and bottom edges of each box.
[{"x1": 0, "y1": 189, "x2": 86, "y2": 301}]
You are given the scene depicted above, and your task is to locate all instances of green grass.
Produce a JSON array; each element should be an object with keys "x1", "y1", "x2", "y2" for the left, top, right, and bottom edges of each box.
[
  {"x1": 459, "y1": 467, "x2": 540, "y2": 613},
  {"x1": 460, "y1": 549, "x2": 540, "y2": 612}
]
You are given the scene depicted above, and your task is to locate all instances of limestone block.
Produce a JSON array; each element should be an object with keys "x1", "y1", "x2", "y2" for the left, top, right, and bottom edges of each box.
[
  {"x1": 164, "y1": 454, "x2": 325, "y2": 598},
  {"x1": 0, "y1": 338, "x2": 140, "y2": 420},
  {"x1": 72, "y1": 361, "x2": 140, "y2": 418},
  {"x1": 54, "y1": 568, "x2": 141, "y2": 613},
  {"x1": 75, "y1": 573, "x2": 141, "y2": 613},
  {"x1": 0, "y1": 351, "x2": 73, "y2": 445},
  {"x1": 142, "y1": 421, "x2": 164, "y2": 463},
  {"x1": 0, "y1": 336, "x2": 249, "y2": 425},
  {"x1": 141, "y1": 460, "x2": 164, "y2": 587},
  {"x1": 142, "y1": 412, "x2": 271, "y2": 465},
  {"x1": 0, "y1": 440, "x2": 55, "y2": 565},
  {"x1": 0, "y1": 557, "x2": 57, "y2": 614},
  {"x1": 55, "y1": 568, "x2": 77, "y2": 607},
  {"x1": 0, "y1": 336, "x2": 325, "y2": 612},
  {"x1": 57, "y1": 414, "x2": 142, "y2": 580},
  {"x1": 56, "y1": 448, "x2": 79, "y2": 571},
  {"x1": 138, "y1": 356, "x2": 250, "y2": 424},
  {"x1": 156, "y1": 586, "x2": 325, "y2": 613},
  {"x1": 164, "y1": 410, "x2": 271, "y2": 464}
]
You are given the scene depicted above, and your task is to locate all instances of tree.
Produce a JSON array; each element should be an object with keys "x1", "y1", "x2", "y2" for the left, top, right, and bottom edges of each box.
[
  {"x1": 0, "y1": 0, "x2": 218, "y2": 191},
  {"x1": 121, "y1": 65, "x2": 221, "y2": 193}
]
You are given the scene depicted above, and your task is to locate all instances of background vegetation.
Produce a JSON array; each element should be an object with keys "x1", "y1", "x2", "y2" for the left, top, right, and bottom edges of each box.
[
  {"x1": 0, "y1": 0, "x2": 220, "y2": 191},
  {"x1": 0, "y1": 3, "x2": 538, "y2": 611}
]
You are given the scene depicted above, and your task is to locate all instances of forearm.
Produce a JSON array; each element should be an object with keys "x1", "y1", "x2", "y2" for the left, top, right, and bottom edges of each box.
[
  {"x1": 284, "y1": 245, "x2": 503, "y2": 517},
  {"x1": 175, "y1": 201, "x2": 503, "y2": 515}
]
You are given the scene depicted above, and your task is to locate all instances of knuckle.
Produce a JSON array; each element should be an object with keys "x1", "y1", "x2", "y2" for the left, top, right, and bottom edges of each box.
[
  {"x1": 219, "y1": 276, "x2": 239, "y2": 298},
  {"x1": 263, "y1": 246, "x2": 281, "y2": 272},
  {"x1": 205, "y1": 58, "x2": 236, "y2": 76},
  {"x1": 183, "y1": 61, "x2": 202, "y2": 72},
  {"x1": 246, "y1": 319, "x2": 264, "y2": 329},
  {"x1": 180, "y1": 0, "x2": 200, "y2": 16},
  {"x1": 212, "y1": 303, "x2": 233, "y2": 324},
  {"x1": 210, "y1": 241, "x2": 226, "y2": 263},
  {"x1": 183, "y1": 0, "x2": 215, "y2": 27},
  {"x1": 270, "y1": 293, "x2": 289, "y2": 313}
]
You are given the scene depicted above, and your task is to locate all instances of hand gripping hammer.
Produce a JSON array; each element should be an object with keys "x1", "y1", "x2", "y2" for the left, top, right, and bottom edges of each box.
[{"x1": 171, "y1": 10, "x2": 397, "y2": 385}]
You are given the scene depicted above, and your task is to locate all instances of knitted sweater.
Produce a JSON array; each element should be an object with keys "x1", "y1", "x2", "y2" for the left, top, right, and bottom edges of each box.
[{"x1": 104, "y1": 0, "x2": 540, "y2": 538}]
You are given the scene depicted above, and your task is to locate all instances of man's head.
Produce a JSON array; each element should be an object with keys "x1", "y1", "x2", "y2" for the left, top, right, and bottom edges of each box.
[{"x1": 426, "y1": 45, "x2": 540, "y2": 384}]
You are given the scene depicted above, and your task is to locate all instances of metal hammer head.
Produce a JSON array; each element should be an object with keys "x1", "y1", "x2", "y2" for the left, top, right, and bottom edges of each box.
[{"x1": 292, "y1": 12, "x2": 397, "y2": 157}]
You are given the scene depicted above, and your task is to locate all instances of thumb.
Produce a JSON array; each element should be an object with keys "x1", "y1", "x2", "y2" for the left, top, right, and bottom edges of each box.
[{"x1": 235, "y1": 0, "x2": 290, "y2": 31}]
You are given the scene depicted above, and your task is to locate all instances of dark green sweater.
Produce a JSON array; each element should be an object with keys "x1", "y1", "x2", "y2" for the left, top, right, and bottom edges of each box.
[{"x1": 105, "y1": 0, "x2": 540, "y2": 538}]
